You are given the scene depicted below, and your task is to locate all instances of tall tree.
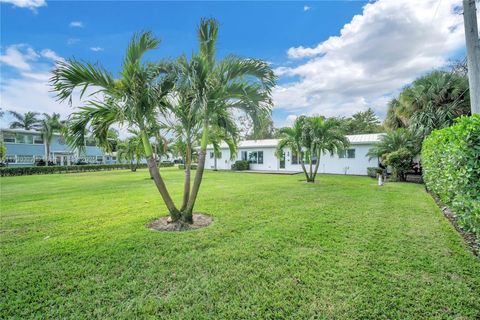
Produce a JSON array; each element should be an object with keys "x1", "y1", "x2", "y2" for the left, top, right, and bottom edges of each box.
[
  {"x1": 384, "y1": 71, "x2": 470, "y2": 138},
  {"x1": 8, "y1": 111, "x2": 41, "y2": 130},
  {"x1": 51, "y1": 20, "x2": 275, "y2": 226},
  {"x1": 40, "y1": 113, "x2": 63, "y2": 166},
  {"x1": 341, "y1": 108, "x2": 383, "y2": 134},
  {"x1": 171, "y1": 18, "x2": 275, "y2": 222}
]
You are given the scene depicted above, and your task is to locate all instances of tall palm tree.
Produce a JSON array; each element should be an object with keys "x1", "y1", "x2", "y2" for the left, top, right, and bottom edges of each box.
[
  {"x1": 276, "y1": 116, "x2": 309, "y2": 178},
  {"x1": 50, "y1": 21, "x2": 275, "y2": 225},
  {"x1": 50, "y1": 31, "x2": 181, "y2": 219},
  {"x1": 303, "y1": 116, "x2": 349, "y2": 183},
  {"x1": 176, "y1": 18, "x2": 276, "y2": 221},
  {"x1": 40, "y1": 113, "x2": 63, "y2": 166},
  {"x1": 9, "y1": 111, "x2": 41, "y2": 130}
]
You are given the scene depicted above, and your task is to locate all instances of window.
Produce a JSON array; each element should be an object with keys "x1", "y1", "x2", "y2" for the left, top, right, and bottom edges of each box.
[
  {"x1": 97, "y1": 156, "x2": 103, "y2": 163},
  {"x1": 217, "y1": 151, "x2": 222, "y2": 159},
  {"x1": 241, "y1": 151, "x2": 247, "y2": 161},
  {"x1": 5, "y1": 155, "x2": 15, "y2": 163},
  {"x1": 248, "y1": 151, "x2": 263, "y2": 164},
  {"x1": 33, "y1": 136, "x2": 43, "y2": 144},
  {"x1": 3, "y1": 133, "x2": 15, "y2": 143},
  {"x1": 210, "y1": 152, "x2": 214, "y2": 159},
  {"x1": 338, "y1": 148, "x2": 356, "y2": 159},
  {"x1": 292, "y1": 152, "x2": 299, "y2": 165},
  {"x1": 17, "y1": 155, "x2": 34, "y2": 163},
  {"x1": 112, "y1": 156, "x2": 116, "y2": 161},
  {"x1": 22, "y1": 134, "x2": 33, "y2": 144}
]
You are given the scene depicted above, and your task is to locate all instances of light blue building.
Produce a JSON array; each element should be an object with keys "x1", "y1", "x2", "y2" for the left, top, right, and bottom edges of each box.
[{"x1": 1, "y1": 128, "x2": 117, "y2": 167}]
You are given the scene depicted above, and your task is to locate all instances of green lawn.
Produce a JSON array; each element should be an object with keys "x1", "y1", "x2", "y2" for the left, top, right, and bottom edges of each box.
[{"x1": 1, "y1": 168, "x2": 479, "y2": 319}]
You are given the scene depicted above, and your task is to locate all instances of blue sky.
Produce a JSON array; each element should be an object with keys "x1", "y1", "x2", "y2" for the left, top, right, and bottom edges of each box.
[{"x1": 0, "y1": 0, "x2": 472, "y2": 129}]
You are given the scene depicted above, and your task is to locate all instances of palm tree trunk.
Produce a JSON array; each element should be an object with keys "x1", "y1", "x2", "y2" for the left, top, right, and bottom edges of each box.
[
  {"x1": 184, "y1": 123, "x2": 209, "y2": 223},
  {"x1": 141, "y1": 131, "x2": 181, "y2": 220},
  {"x1": 180, "y1": 144, "x2": 191, "y2": 212},
  {"x1": 44, "y1": 142, "x2": 50, "y2": 166},
  {"x1": 312, "y1": 151, "x2": 321, "y2": 182},
  {"x1": 214, "y1": 156, "x2": 217, "y2": 171},
  {"x1": 308, "y1": 149, "x2": 313, "y2": 182}
]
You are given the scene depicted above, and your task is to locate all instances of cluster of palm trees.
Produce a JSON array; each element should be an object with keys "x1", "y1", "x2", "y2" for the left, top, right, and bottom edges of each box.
[
  {"x1": 7, "y1": 111, "x2": 64, "y2": 166},
  {"x1": 368, "y1": 69, "x2": 471, "y2": 181},
  {"x1": 50, "y1": 18, "x2": 276, "y2": 225},
  {"x1": 276, "y1": 116, "x2": 349, "y2": 183}
]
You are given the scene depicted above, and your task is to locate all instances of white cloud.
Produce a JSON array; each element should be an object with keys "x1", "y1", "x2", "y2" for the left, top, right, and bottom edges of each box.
[
  {"x1": 0, "y1": 44, "x2": 39, "y2": 71},
  {"x1": 69, "y1": 21, "x2": 84, "y2": 28},
  {"x1": 303, "y1": 5, "x2": 310, "y2": 12},
  {"x1": 90, "y1": 47, "x2": 104, "y2": 52},
  {"x1": 1, "y1": 0, "x2": 45, "y2": 10},
  {"x1": 40, "y1": 49, "x2": 65, "y2": 63},
  {"x1": 275, "y1": 0, "x2": 472, "y2": 118},
  {"x1": 0, "y1": 44, "x2": 91, "y2": 120}
]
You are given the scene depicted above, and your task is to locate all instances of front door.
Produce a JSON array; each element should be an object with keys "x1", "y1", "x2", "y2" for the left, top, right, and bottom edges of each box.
[{"x1": 279, "y1": 152, "x2": 285, "y2": 169}]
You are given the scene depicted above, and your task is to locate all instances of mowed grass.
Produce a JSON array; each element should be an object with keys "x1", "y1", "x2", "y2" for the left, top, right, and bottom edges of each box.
[{"x1": 1, "y1": 168, "x2": 479, "y2": 319}]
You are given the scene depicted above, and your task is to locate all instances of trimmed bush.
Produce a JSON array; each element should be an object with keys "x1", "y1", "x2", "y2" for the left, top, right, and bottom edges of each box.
[
  {"x1": 231, "y1": 160, "x2": 249, "y2": 170},
  {"x1": 0, "y1": 162, "x2": 174, "y2": 177},
  {"x1": 367, "y1": 167, "x2": 382, "y2": 178},
  {"x1": 178, "y1": 164, "x2": 197, "y2": 170},
  {"x1": 384, "y1": 148, "x2": 413, "y2": 181},
  {"x1": 422, "y1": 115, "x2": 480, "y2": 239}
]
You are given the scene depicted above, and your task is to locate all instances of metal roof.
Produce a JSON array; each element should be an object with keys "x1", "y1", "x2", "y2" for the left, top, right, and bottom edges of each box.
[{"x1": 207, "y1": 133, "x2": 384, "y2": 149}]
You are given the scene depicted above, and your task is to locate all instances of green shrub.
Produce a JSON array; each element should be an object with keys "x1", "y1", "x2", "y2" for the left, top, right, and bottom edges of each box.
[
  {"x1": 231, "y1": 160, "x2": 249, "y2": 170},
  {"x1": 178, "y1": 164, "x2": 197, "y2": 170},
  {"x1": 384, "y1": 148, "x2": 413, "y2": 181},
  {"x1": 422, "y1": 115, "x2": 480, "y2": 239},
  {"x1": 0, "y1": 162, "x2": 174, "y2": 177},
  {"x1": 367, "y1": 167, "x2": 383, "y2": 178}
]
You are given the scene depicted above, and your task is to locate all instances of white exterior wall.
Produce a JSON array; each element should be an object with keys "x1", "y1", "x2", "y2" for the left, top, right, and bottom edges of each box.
[{"x1": 205, "y1": 143, "x2": 379, "y2": 176}]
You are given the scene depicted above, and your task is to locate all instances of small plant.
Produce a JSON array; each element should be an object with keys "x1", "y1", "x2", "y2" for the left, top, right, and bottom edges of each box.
[
  {"x1": 383, "y1": 148, "x2": 413, "y2": 182},
  {"x1": 367, "y1": 167, "x2": 383, "y2": 178},
  {"x1": 231, "y1": 160, "x2": 249, "y2": 170}
]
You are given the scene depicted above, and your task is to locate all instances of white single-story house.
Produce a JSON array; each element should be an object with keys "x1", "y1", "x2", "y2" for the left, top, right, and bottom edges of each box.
[{"x1": 205, "y1": 133, "x2": 383, "y2": 176}]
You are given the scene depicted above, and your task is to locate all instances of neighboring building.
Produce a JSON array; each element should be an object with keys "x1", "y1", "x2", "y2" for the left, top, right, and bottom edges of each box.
[
  {"x1": 0, "y1": 128, "x2": 117, "y2": 167},
  {"x1": 205, "y1": 133, "x2": 383, "y2": 176}
]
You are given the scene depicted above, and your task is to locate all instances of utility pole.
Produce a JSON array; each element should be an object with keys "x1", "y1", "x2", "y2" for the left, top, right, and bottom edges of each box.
[{"x1": 463, "y1": 0, "x2": 480, "y2": 114}]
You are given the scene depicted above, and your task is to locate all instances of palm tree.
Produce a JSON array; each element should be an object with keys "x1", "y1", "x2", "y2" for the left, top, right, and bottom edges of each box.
[
  {"x1": 9, "y1": 111, "x2": 41, "y2": 130},
  {"x1": 384, "y1": 71, "x2": 470, "y2": 137},
  {"x1": 50, "y1": 21, "x2": 275, "y2": 226},
  {"x1": 51, "y1": 31, "x2": 181, "y2": 219},
  {"x1": 303, "y1": 116, "x2": 349, "y2": 183},
  {"x1": 276, "y1": 116, "x2": 309, "y2": 178},
  {"x1": 175, "y1": 18, "x2": 275, "y2": 221},
  {"x1": 40, "y1": 113, "x2": 63, "y2": 166},
  {"x1": 117, "y1": 136, "x2": 144, "y2": 171},
  {"x1": 367, "y1": 129, "x2": 420, "y2": 161}
]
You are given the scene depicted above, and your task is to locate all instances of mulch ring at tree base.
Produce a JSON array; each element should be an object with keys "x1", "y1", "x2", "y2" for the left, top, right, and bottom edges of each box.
[{"x1": 148, "y1": 213, "x2": 213, "y2": 232}]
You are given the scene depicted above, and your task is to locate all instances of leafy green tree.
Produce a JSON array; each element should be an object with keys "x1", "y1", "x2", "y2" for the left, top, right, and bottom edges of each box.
[
  {"x1": 8, "y1": 111, "x2": 41, "y2": 130},
  {"x1": 342, "y1": 108, "x2": 383, "y2": 134},
  {"x1": 383, "y1": 148, "x2": 413, "y2": 181},
  {"x1": 384, "y1": 71, "x2": 470, "y2": 138},
  {"x1": 40, "y1": 113, "x2": 64, "y2": 166}
]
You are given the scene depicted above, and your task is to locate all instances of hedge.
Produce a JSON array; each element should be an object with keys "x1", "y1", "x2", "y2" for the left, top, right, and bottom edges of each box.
[
  {"x1": 178, "y1": 164, "x2": 198, "y2": 170},
  {"x1": 231, "y1": 160, "x2": 249, "y2": 170},
  {"x1": 0, "y1": 162, "x2": 174, "y2": 177},
  {"x1": 422, "y1": 115, "x2": 480, "y2": 239}
]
